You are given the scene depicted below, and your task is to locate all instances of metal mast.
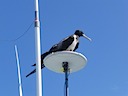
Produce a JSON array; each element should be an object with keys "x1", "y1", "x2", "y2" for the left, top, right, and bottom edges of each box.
[{"x1": 35, "y1": 0, "x2": 42, "y2": 96}]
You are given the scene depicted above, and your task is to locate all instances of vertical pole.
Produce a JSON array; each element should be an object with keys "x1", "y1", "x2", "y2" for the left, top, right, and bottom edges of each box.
[
  {"x1": 63, "y1": 62, "x2": 69, "y2": 96},
  {"x1": 35, "y1": 0, "x2": 42, "y2": 96},
  {"x1": 65, "y1": 68, "x2": 68, "y2": 96},
  {"x1": 15, "y1": 45, "x2": 23, "y2": 96}
]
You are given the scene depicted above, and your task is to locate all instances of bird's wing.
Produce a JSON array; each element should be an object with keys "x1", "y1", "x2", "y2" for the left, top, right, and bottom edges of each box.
[
  {"x1": 49, "y1": 44, "x2": 59, "y2": 52},
  {"x1": 49, "y1": 35, "x2": 74, "y2": 52},
  {"x1": 60, "y1": 35, "x2": 74, "y2": 50}
]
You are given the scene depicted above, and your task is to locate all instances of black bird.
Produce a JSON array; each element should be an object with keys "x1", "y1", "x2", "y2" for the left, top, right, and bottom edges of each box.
[{"x1": 26, "y1": 30, "x2": 91, "y2": 77}]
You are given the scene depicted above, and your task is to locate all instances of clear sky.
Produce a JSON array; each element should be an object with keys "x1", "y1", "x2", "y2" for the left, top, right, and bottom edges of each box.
[{"x1": 0, "y1": 0, "x2": 128, "y2": 96}]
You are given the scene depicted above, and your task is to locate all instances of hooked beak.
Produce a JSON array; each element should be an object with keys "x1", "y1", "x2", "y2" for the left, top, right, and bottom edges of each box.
[{"x1": 83, "y1": 34, "x2": 92, "y2": 41}]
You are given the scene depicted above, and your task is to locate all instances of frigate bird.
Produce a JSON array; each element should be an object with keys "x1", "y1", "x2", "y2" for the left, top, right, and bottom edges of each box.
[{"x1": 26, "y1": 30, "x2": 91, "y2": 77}]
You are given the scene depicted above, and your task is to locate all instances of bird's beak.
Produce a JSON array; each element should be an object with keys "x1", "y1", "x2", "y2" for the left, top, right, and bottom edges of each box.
[{"x1": 83, "y1": 34, "x2": 92, "y2": 41}]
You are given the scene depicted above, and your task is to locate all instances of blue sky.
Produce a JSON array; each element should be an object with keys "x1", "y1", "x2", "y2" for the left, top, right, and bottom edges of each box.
[{"x1": 0, "y1": 0, "x2": 128, "y2": 96}]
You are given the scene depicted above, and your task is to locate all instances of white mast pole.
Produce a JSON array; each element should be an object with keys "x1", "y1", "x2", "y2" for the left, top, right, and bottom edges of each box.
[
  {"x1": 35, "y1": 0, "x2": 42, "y2": 96},
  {"x1": 15, "y1": 45, "x2": 23, "y2": 96}
]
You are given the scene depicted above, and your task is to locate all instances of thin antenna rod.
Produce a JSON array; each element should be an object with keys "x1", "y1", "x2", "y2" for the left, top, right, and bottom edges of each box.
[
  {"x1": 15, "y1": 45, "x2": 23, "y2": 96},
  {"x1": 35, "y1": 0, "x2": 42, "y2": 96}
]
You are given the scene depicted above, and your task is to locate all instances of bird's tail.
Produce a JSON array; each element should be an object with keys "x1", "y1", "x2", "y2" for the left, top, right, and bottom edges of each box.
[
  {"x1": 32, "y1": 51, "x2": 51, "y2": 67},
  {"x1": 26, "y1": 64, "x2": 45, "y2": 77},
  {"x1": 26, "y1": 51, "x2": 51, "y2": 77},
  {"x1": 26, "y1": 69, "x2": 36, "y2": 77}
]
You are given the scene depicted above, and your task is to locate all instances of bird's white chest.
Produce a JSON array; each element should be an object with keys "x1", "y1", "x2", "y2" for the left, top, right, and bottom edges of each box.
[{"x1": 67, "y1": 35, "x2": 79, "y2": 51}]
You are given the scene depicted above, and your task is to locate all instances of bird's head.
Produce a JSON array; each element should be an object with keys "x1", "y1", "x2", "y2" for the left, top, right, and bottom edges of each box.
[{"x1": 74, "y1": 30, "x2": 92, "y2": 41}]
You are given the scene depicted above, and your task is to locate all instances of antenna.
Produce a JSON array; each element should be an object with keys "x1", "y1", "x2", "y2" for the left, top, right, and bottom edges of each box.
[
  {"x1": 15, "y1": 45, "x2": 23, "y2": 96},
  {"x1": 44, "y1": 51, "x2": 87, "y2": 96}
]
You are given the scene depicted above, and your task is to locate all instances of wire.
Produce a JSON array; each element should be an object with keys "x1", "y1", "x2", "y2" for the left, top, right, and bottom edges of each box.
[
  {"x1": 12, "y1": 21, "x2": 34, "y2": 42},
  {"x1": 0, "y1": 21, "x2": 34, "y2": 42}
]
